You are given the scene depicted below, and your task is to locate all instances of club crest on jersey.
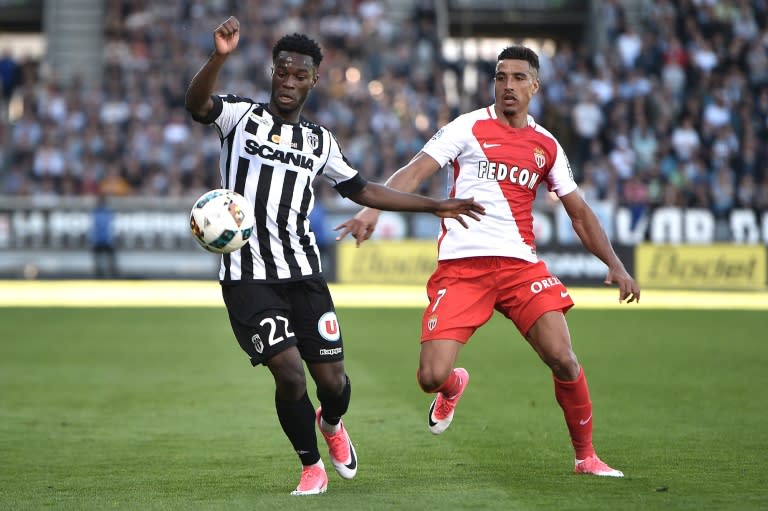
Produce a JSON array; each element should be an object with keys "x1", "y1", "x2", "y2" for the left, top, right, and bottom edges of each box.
[
  {"x1": 251, "y1": 334, "x2": 264, "y2": 354},
  {"x1": 318, "y1": 312, "x2": 340, "y2": 341},
  {"x1": 534, "y1": 147, "x2": 546, "y2": 169},
  {"x1": 427, "y1": 314, "x2": 438, "y2": 331},
  {"x1": 305, "y1": 132, "x2": 319, "y2": 150},
  {"x1": 271, "y1": 134, "x2": 281, "y2": 144}
]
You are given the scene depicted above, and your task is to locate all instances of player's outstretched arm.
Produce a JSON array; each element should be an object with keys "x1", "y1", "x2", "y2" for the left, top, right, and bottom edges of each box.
[
  {"x1": 560, "y1": 191, "x2": 640, "y2": 303},
  {"x1": 346, "y1": 183, "x2": 484, "y2": 223},
  {"x1": 185, "y1": 16, "x2": 241, "y2": 119},
  {"x1": 336, "y1": 187, "x2": 483, "y2": 247},
  {"x1": 335, "y1": 152, "x2": 452, "y2": 246}
]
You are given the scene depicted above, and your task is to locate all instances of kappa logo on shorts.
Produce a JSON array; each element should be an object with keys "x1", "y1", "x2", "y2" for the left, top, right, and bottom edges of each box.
[
  {"x1": 318, "y1": 312, "x2": 340, "y2": 342},
  {"x1": 427, "y1": 314, "x2": 438, "y2": 331},
  {"x1": 251, "y1": 334, "x2": 264, "y2": 354}
]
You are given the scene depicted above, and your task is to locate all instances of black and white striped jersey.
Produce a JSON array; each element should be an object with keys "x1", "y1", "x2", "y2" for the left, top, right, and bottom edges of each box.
[{"x1": 193, "y1": 95, "x2": 367, "y2": 283}]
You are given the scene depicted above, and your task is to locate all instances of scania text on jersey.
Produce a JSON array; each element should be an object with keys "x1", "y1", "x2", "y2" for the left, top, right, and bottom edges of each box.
[
  {"x1": 244, "y1": 139, "x2": 314, "y2": 170},
  {"x1": 477, "y1": 161, "x2": 541, "y2": 189}
]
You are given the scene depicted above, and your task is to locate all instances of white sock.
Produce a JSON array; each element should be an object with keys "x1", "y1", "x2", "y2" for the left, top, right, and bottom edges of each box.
[{"x1": 320, "y1": 417, "x2": 341, "y2": 434}]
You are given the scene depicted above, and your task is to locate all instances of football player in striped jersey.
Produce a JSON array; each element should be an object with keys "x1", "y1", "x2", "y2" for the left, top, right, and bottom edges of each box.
[{"x1": 185, "y1": 16, "x2": 485, "y2": 495}]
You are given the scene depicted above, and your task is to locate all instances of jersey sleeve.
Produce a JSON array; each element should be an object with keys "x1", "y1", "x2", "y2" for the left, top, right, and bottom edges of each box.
[
  {"x1": 191, "y1": 94, "x2": 253, "y2": 140},
  {"x1": 547, "y1": 140, "x2": 579, "y2": 197},
  {"x1": 420, "y1": 119, "x2": 466, "y2": 167},
  {"x1": 322, "y1": 132, "x2": 368, "y2": 197}
]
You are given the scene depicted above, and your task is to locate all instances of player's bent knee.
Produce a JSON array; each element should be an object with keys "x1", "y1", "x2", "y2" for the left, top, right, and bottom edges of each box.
[
  {"x1": 270, "y1": 361, "x2": 308, "y2": 399},
  {"x1": 315, "y1": 373, "x2": 346, "y2": 397},
  {"x1": 416, "y1": 367, "x2": 449, "y2": 393},
  {"x1": 548, "y1": 355, "x2": 580, "y2": 381}
]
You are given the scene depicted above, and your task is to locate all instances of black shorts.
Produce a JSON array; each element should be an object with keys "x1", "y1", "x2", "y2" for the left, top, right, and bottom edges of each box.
[{"x1": 221, "y1": 276, "x2": 344, "y2": 366}]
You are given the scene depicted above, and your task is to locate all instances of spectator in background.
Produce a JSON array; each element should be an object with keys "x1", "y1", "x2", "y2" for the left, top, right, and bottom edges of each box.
[
  {"x1": 608, "y1": 134, "x2": 636, "y2": 181},
  {"x1": 32, "y1": 129, "x2": 66, "y2": 181},
  {"x1": 578, "y1": 162, "x2": 601, "y2": 204},
  {"x1": 670, "y1": 115, "x2": 701, "y2": 162},
  {"x1": 621, "y1": 173, "x2": 649, "y2": 229},
  {"x1": 755, "y1": 174, "x2": 768, "y2": 212},
  {"x1": 629, "y1": 114, "x2": 658, "y2": 172},
  {"x1": 660, "y1": 37, "x2": 688, "y2": 98},
  {"x1": 710, "y1": 165, "x2": 736, "y2": 219},
  {"x1": 90, "y1": 193, "x2": 118, "y2": 278},
  {"x1": 0, "y1": 49, "x2": 19, "y2": 111},
  {"x1": 735, "y1": 174, "x2": 756, "y2": 210},
  {"x1": 10, "y1": 105, "x2": 42, "y2": 158},
  {"x1": 615, "y1": 23, "x2": 642, "y2": 70},
  {"x1": 644, "y1": 163, "x2": 665, "y2": 209},
  {"x1": 571, "y1": 90, "x2": 604, "y2": 170},
  {"x1": 100, "y1": 162, "x2": 133, "y2": 196},
  {"x1": 702, "y1": 89, "x2": 732, "y2": 133}
]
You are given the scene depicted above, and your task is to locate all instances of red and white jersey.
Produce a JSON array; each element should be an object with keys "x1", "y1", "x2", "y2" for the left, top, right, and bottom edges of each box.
[{"x1": 421, "y1": 105, "x2": 578, "y2": 263}]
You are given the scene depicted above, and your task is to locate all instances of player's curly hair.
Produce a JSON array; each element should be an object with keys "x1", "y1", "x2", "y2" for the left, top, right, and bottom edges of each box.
[
  {"x1": 497, "y1": 46, "x2": 539, "y2": 74},
  {"x1": 272, "y1": 33, "x2": 323, "y2": 67}
]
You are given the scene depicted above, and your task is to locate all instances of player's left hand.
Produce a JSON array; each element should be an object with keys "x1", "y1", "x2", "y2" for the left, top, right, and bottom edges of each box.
[
  {"x1": 434, "y1": 197, "x2": 485, "y2": 228},
  {"x1": 604, "y1": 265, "x2": 640, "y2": 303}
]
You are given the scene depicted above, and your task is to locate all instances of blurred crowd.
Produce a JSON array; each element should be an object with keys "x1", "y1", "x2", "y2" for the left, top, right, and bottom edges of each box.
[{"x1": 2, "y1": 0, "x2": 768, "y2": 221}]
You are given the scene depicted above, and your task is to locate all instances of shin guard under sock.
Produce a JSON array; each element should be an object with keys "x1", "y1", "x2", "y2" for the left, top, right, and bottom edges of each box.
[
  {"x1": 317, "y1": 374, "x2": 351, "y2": 427},
  {"x1": 275, "y1": 391, "x2": 320, "y2": 466},
  {"x1": 553, "y1": 367, "x2": 596, "y2": 460}
]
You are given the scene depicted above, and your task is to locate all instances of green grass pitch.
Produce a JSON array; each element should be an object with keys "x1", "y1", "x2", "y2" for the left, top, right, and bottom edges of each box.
[{"x1": 1, "y1": 306, "x2": 766, "y2": 510}]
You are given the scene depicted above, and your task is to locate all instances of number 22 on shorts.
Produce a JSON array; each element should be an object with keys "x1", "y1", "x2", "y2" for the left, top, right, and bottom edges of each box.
[{"x1": 260, "y1": 315, "x2": 295, "y2": 346}]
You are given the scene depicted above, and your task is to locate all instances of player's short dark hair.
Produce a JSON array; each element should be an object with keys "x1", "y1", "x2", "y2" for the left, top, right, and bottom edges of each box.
[
  {"x1": 272, "y1": 33, "x2": 323, "y2": 67},
  {"x1": 497, "y1": 46, "x2": 539, "y2": 74}
]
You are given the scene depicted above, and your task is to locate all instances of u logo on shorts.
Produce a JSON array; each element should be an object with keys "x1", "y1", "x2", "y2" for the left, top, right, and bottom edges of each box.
[{"x1": 318, "y1": 312, "x2": 340, "y2": 341}]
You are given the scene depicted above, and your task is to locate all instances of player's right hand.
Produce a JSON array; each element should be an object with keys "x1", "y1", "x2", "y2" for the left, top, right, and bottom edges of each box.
[
  {"x1": 334, "y1": 208, "x2": 380, "y2": 247},
  {"x1": 214, "y1": 16, "x2": 240, "y2": 55}
]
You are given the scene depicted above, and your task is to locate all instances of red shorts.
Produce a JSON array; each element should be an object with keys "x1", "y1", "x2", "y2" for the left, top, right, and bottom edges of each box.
[{"x1": 420, "y1": 256, "x2": 574, "y2": 342}]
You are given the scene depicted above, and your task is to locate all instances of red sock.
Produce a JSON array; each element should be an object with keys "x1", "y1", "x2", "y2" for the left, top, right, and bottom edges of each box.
[
  {"x1": 434, "y1": 369, "x2": 462, "y2": 397},
  {"x1": 553, "y1": 366, "x2": 595, "y2": 460}
]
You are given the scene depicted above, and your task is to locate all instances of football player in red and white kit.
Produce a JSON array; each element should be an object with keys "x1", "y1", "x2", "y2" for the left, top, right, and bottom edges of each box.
[{"x1": 336, "y1": 45, "x2": 640, "y2": 477}]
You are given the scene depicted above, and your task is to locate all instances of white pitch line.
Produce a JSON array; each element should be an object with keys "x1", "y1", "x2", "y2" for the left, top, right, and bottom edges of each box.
[{"x1": 0, "y1": 281, "x2": 766, "y2": 309}]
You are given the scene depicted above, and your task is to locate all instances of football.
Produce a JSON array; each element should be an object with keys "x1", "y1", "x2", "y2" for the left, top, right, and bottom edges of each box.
[{"x1": 189, "y1": 189, "x2": 255, "y2": 254}]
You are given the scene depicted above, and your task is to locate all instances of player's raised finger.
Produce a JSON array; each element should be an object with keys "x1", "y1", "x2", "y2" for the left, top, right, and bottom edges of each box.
[{"x1": 334, "y1": 225, "x2": 351, "y2": 241}]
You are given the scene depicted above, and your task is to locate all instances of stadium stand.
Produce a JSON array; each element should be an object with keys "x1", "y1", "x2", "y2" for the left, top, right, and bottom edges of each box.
[{"x1": 2, "y1": 0, "x2": 768, "y2": 220}]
